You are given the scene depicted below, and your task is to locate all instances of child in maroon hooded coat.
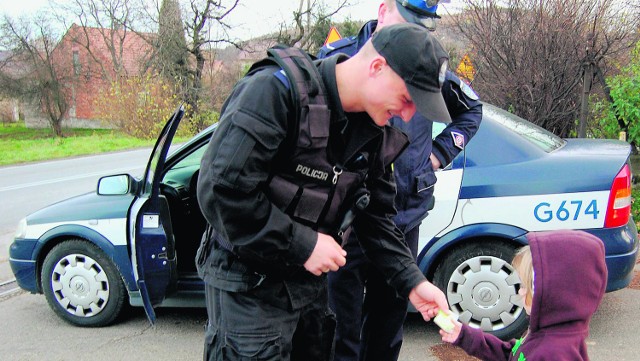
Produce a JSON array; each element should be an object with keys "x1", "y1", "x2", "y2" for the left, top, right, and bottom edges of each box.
[{"x1": 440, "y1": 230, "x2": 608, "y2": 361}]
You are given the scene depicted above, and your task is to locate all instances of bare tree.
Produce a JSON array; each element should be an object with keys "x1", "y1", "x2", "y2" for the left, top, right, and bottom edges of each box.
[
  {"x1": 136, "y1": 0, "x2": 241, "y2": 129},
  {"x1": 453, "y1": 0, "x2": 639, "y2": 137},
  {"x1": 270, "y1": 0, "x2": 351, "y2": 53},
  {"x1": 180, "y1": 0, "x2": 239, "y2": 124},
  {"x1": 56, "y1": 0, "x2": 242, "y2": 130},
  {"x1": 177, "y1": 0, "x2": 360, "y2": 127},
  {"x1": 0, "y1": 15, "x2": 71, "y2": 137}
]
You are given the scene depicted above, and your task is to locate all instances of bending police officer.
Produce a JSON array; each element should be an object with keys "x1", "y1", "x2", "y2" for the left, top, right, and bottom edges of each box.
[{"x1": 196, "y1": 23, "x2": 451, "y2": 361}]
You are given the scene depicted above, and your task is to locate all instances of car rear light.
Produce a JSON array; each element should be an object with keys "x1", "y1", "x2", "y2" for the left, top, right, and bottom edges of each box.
[{"x1": 604, "y1": 164, "x2": 631, "y2": 228}]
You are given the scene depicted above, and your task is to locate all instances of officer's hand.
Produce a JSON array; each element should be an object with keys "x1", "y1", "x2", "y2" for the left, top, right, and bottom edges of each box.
[
  {"x1": 303, "y1": 232, "x2": 347, "y2": 276},
  {"x1": 429, "y1": 153, "x2": 441, "y2": 170},
  {"x1": 408, "y1": 280, "x2": 449, "y2": 321}
]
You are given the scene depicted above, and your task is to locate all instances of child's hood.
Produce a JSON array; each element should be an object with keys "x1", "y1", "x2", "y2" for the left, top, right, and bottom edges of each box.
[{"x1": 527, "y1": 230, "x2": 607, "y2": 333}]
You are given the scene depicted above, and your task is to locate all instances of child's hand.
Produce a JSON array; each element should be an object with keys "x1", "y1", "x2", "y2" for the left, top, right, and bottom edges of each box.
[{"x1": 438, "y1": 312, "x2": 462, "y2": 343}]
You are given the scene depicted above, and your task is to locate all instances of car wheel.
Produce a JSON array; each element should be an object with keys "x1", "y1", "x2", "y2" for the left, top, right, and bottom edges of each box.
[
  {"x1": 433, "y1": 240, "x2": 528, "y2": 340},
  {"x1": 41, "y1": 239, "x2": 126, "y2": 327}
]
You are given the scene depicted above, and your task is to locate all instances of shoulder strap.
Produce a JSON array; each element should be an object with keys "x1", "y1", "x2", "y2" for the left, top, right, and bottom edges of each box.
[{"x1": 263, "y1": 45, "x2": 331, "y2": 150}]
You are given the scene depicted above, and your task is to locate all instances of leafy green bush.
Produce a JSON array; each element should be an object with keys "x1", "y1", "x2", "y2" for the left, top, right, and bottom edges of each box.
[
  {"x1": 588, "y1": 97, "x2": 623, "y2": 140},
  {"x1": 590, "y1": 41, "x2": 640, "y2": 146}
]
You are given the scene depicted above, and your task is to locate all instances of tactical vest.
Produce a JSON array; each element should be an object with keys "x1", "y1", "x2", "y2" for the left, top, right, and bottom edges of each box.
[
  {"x1": 247, "y1": 46, "x2": 371, "y2": 238},
  {"x1": 249, "y1": 47, "x2": 406, "y2": 236}
]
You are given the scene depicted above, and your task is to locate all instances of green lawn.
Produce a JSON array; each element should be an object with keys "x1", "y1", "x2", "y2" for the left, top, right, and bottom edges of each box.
[{"x1": 0, "y1": 122, "x2": 158, "y2": 166}]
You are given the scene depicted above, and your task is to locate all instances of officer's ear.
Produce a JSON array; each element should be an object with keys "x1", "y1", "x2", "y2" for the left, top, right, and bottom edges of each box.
[
  {"x1": 369, "y1": 56, "x2": 387, "y2": 78},
  {"x1": 377, "y1": 2, "x2": 389, "y2": 24}
]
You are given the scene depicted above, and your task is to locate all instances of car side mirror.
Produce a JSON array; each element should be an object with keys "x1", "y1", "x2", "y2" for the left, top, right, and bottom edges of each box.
[{"x1": 98, "y1": 174, "x2": 134, "y2": 195}]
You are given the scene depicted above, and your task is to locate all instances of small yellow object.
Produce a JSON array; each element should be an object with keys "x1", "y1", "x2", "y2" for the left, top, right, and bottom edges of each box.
[{"x1": 434, "y1": 310, "x2": 458, "y2": 333}]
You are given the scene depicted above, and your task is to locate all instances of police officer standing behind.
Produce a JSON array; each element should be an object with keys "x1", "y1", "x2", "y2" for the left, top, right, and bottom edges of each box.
[
  {"x1": 196, "y1": 24, "x2": 451, "y2": 361},
  {"x1": 318, "y1": 1, "x2": 482, "y2": 361}
]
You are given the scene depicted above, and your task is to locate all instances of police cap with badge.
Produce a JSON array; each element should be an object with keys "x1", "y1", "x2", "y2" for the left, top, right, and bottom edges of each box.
[
  {"x1": 394, "y1": 1, "x2": 481, "y2": 113},
  {"x1": 396, "y1": 0, "x2": 441, "y2": 31}
]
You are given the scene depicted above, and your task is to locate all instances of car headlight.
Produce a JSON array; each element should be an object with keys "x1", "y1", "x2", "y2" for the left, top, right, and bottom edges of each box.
[{"x1": 14, "y1": 218, "x2": 27, "y2": 239}]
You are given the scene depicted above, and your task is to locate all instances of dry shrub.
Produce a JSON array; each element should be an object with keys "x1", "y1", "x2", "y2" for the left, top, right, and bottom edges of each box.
[{"x1": 95, "y1": 75, "x2": 180, "y2": 139}]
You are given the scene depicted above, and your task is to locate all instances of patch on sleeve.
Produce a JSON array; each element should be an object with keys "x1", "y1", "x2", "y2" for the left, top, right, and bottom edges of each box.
[
  {"x1": 460, "y1": 80, "x2": 479, "y2": 101},
  {"x1": 451, "y1": 131, "x2": 465, "y2": 150},
  {"x1": 273, "y1": 69, "x2": 290, "y2": 89}
]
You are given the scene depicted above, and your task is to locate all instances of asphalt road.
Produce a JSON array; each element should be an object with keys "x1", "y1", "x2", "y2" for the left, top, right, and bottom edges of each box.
[{"x1": 0, "y1": 284, "x2": 639, "y2": 360}]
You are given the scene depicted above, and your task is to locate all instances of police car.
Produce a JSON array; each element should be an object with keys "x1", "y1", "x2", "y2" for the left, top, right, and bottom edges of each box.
[{"x1": 9, "y1": 104, "x2": 638, "y2": 340}]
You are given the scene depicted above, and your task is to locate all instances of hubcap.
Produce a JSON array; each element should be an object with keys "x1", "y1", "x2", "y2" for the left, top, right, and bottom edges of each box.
[
  {"x1": 446, "y1": 255, "x2": 524, "y2": 332},
  {"x1": 50, "y1": 254, "x2": 110, "y2": 317}
]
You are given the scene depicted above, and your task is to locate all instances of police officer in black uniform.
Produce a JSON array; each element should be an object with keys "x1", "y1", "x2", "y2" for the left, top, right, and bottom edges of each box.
[
  {"x1": 196, "y1": 24, "x2": 451, "y2": 361},
  {"x1": 318, "y1": 1, "x2": 483, "y2": 361}
]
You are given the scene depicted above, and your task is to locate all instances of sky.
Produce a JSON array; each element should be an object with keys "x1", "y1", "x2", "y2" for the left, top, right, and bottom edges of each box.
[{"x1": 0, "y1": 0, "x2": 462, "y2": 41}]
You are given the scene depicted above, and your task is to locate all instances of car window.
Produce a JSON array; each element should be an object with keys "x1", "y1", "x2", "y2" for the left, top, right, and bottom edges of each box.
[
  {"x1": 483, "y1": 104, "x2": 565, "y2": 152},
  {"x1": 171, "y1": 145, "x2": 206, "y2": 170},
  {"x1": 162, "y1": 145, "x2": 207, "y2": 185}
]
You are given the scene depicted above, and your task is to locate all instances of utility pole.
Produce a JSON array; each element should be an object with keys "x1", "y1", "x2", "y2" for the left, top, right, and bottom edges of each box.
[{"x1": 578, "y1": 45, "x2": 593, "y2": 138}]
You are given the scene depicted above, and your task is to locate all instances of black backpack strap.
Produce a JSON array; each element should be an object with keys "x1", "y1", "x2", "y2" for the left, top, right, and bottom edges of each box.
[{"x1": 266, "y1": 45, "x2": 331, "y2": 150}]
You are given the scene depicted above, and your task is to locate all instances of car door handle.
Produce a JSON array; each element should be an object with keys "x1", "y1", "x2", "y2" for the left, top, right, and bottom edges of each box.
[{"x1": 151, "y1": 252, "x2": 168, "y2": 260}]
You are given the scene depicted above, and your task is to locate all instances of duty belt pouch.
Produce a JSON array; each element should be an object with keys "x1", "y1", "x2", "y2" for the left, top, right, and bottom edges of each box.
[{"x1": 197, "y1": 227, "x2": 267, "y2": 293}]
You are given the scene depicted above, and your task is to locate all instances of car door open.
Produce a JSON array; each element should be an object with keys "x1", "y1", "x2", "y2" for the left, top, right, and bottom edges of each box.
[{"x1": 130, "y1": 105, "x2": 184, "y2": 325}]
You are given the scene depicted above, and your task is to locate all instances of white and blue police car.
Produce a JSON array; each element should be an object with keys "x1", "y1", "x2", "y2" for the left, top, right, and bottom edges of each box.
[{"x1": 9, "y1": 104, "x2": 638, "y2": 339}]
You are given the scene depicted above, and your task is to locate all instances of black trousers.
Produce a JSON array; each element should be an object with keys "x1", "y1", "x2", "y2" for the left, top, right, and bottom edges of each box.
[
  {"x1": 328, "y1": 225, "x2": 420, "y2": 361},
  {"x1": 203, "y1": 281, "x2": 336, "y2": 361}
]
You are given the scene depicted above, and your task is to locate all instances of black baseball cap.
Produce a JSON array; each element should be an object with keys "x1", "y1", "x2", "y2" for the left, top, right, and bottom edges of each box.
[{"x1": 372, "y1": 23, "x2": 451, "y2": 123}]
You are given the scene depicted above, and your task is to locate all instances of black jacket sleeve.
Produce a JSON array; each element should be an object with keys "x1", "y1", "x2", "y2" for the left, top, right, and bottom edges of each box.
[
  {"x1": 353, "y1": 164, "x2": 427, "y2": 298},
  {"x1": 350, "y1": 128, "x2": 427, "y2": 298}
]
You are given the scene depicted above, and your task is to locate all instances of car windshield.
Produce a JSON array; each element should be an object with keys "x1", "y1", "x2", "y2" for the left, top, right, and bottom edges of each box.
[{"x1": 484, "y1": 104, "x2": 565, "y2": 152}]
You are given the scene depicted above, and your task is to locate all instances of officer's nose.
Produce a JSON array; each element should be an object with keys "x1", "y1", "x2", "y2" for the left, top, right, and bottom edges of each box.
[{"x1": 399, "y1": 104, "x2": 417, "y2": 122}]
